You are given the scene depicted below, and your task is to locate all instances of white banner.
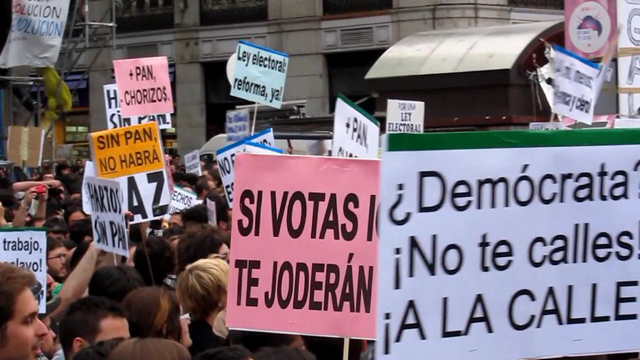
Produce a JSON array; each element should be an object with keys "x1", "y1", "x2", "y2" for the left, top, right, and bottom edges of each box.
[
  {"x1": 0, "y1": 229, "x2": 47, "y2": 313},
  {"x1": 164, "y1": 187, "x2": 198, "y2": 221},
  {"x1": 226, "y1": 109, "x2": 250, "y2": 143},
  {"x1": 0, "y1": 0, "x2": 70, "y2": 68},
  {"x1": 185, "y1": 150, "x2": 201, "y2": 176},
  {"x1": 84, "y1": 176, "x2": 129, "y2": 257},
  {"x1": 378, "y1": 132, "x2": 640, "y2": 360},
  {"x1": 386, "y1": 100, "x2": 424, "y2": 134},
  {"x1": 552, "y1": 45, "x2": 599, "y2": 125},
  {"x1": 332, "y1": 95, "x2": 380, "y2": 159},
  {"x1": 216, "y1": 128, "x2": 278, "y2": 208},
  {"x1": 104, "y1": 84, "x2": 172, "y2": 130}
]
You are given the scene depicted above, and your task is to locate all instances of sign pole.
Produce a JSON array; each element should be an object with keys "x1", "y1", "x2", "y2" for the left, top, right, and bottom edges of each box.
[
  {"x1": 251, "y1": 102, "x2": 258, "y2": 136},
  {"x1": 342, "y1": 337, "x2": 350, "y2": 360}
]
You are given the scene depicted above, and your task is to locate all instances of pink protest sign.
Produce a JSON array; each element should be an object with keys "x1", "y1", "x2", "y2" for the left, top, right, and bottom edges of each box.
[
  {"x1": 565, "y1": 0, "x2": 616, "y2": 59},
  {"x1": 227, "y1": 154, "x2": 379, "y2": 339},
  {"x1": 113, "y1": 56, "x2": 174, "y2": 118}
]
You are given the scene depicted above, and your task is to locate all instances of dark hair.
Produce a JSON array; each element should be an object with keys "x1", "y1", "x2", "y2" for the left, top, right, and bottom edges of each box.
[
  {"x1": 108, "y1": 338, "x2": 191, "y2": 360},
  {"x1": 176, "y1": 225, "x2": 226, "y2": 274},
  {"x1": 89, "y1": 265, "x2": 145, "y2": 303},
  {"x1": 229, "y1": 332, "x2": 299, "y2": 353},
  {"x1": 26, "y1": 216, "x2": 45, "y2": 227},
  {"x1": 63, "y1": 239, "x2": 77, "y2": 250},
  {"x1": 182, "y1": 173, "x2": 198, "y2": 189},
  {"x1": 207, "y1": 169, "x2": 222, "y2": 187},
  {"x1": 73, "y1": 338, "x2": 126, "y2": 360},
  {"x1": 193, "y1": 346, "x2": 253, "y2": 360},
  {"x1": 163, "y1": 225, "x2": 184, "y2": 241},
  {"x1": 61, "y1": 173, "x2": 83, "y2": 195},
  {"x1": 44, "y1": 217, "x2": 69, "y2": 235},
  {"x1": 133, "y1": 237, "x2": 175, "y2": 286},
  {"x1": 172, "y1": 172, "x2": 184, "y2": 184},
  {"x1": 181, "y1": 205, "x2": 208, "y2": 226},
  {"x1": 58, "y1": 296, "x2": 126, "y2": 358},
  {"x1": 0, "y1": 263, "x2": 35, "y2": 347},
  {"x1": 303, "y1": 337, "x2": 365, "y2": 360},
  {"x1": 122, "y1": 287, "x2": 182, "y2": 342},
  {"x1": 129, "y1": 224, "x2": 144, "y2": 245},
  {"x1": 254, "y1": 347, "x2": 316, "y2": 360},
  {"x1": 69, "y1": 218, "x2": 92, "y2": 245},
  {"x1": 46, "y1": 237, "x2": 64, "y2": 255},
  {"x1": 205, "y1": 191, "x2": 230, "y2": 225},
  {"x1": 45, "y1": 198, "x2": 64, "y2": 219},
  {"x1": 64, "y1": 205, "x2": 86, "y2": 225},
  {"x1": 196, "y1": 178, "x2": 211, "y2": 196},
  {"x1": 69, "y1": 241, "x2": 91, "y2": 273}
]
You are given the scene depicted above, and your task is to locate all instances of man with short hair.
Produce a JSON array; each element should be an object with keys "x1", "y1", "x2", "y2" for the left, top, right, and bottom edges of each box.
[
  {"x1": 0, "y1": 263, "x2": 49, "y2": 360},
  {"x1": 57, "y1": 296, "x2": 129, "y2": 360}
]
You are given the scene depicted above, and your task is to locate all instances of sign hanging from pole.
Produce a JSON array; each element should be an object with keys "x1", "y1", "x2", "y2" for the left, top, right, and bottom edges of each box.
[
  {"x1": 332, "y1": 94, "x2": 380, "y2": 159},
  {"x1": 104, "y1": 84, "x2": 172, "y2": 130},
  {"x1": 6, "y1": 126, "x2": 45, "y2": 167},
  {"x1": 113, "y1": 56, "x2": 174, "y2": 117},
  {"x1": 386, "y1": 100, "x2": 424, "y2": 134}
]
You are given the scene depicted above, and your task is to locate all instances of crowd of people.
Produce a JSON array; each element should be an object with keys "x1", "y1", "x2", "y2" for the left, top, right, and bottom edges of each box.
[{"x1": 0, "y1": 156, "x2": 373, "y2": 360}]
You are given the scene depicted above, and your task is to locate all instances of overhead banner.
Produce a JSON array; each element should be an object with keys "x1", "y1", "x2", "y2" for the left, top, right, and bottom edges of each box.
[
  {"x1": 104, "y1": 84, "x2": 172, "y2": 130},
  {"x1": 184, "y1": 150, "x2": 201, "y2": 176},
  {"x1": 84, "y1": 176, "x2": 128, "y2": 257},
  {"x1": 386, "y1": 100, "x2": 424, "y2": 134},
  {"x1": 565, "y1": 0, "x2": 616, "y2": 59},
  {"x1": 6, "y1": 126, "x2": 45, "y2": 167},
  {"x1": 552, "y1": 45, "x2": 599, "y2": 125},
  {"x1": 378, "y1": 129, "x2": 640, "y2": 360},
  {"x1": 230, "y1": 41, "x2": 289, "y2": 109},
  {"x1": 226, "y1": 109, "x2": 250, "y2": 143},
  {"x1": 0, "y1": 0, "x2": 70, "y2": 68},
  {"x1": 0, "y1": 229, "x2": 47, "y2": 313},
  {"x1": 164, "y1": 186, "x2": 198, "y2": 221},
  {"x1": 227, "y1": 154, "x2": 379, "y2": 339},
  {"x1": 216, "y1": 128, "x2": 279, "y2": 208},
  {"x1": 113, "y1": 56, "x2": 174, "y2": 118},
  {"x1": 618, "y1": 0, "x2": 640, "y2": 114},
  {"x1": 332, "y1": 94, "x2": 380, "y2": 159}
]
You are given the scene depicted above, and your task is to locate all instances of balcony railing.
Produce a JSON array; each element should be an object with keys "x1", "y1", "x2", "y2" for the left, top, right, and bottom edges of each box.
[
  {"x1": 200, "y1": 0, "x2": 268, "y2": 26},
  {"x1": 116, "y1": 0, "x2": 175, "y2": 33},
  {"x1": 323, "y1": 0, "x2": 392, "y2": 15},
  {"x1": 508, "y1": 0, "x2": 563, "y2": 9}
]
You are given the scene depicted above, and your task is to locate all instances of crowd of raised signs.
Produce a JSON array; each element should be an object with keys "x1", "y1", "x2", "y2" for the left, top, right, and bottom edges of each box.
[{"x1": 0, "y1": 156, "x2": 373, "y2": 360}]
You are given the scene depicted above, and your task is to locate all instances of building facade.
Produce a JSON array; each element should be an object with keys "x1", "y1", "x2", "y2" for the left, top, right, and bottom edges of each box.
[{"x1": 81, "y1": 0, "x2": 563, "y2": 156}]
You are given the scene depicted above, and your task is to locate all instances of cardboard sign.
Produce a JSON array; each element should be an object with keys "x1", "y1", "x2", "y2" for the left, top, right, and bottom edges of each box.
[
  {"x1": 226, "y1": 109, "x2": 250, "y2": 143},
  {"x1": 332, "y1": 94, "x2": 380, "y2": 159},
  {"x1": 84, "y1": 176, "x2": 128, "y2": 257},
  {"x1": 230, "y1": 41, "x2": 289, "y2": 109},
  {"x1": 113, "y1": 56, "x2": 174, "y2": 117},
  {"x1": 565, "y1": 0, "x2": 615, "y2": 59},
  {"x1": 165, "y1": 186, "x2": 198, "y2": 221},
  {"x1": 0, "y1": 0, "x2": 71, "y2": 68},
  {"x1": 185, "y1": 150, "x2": 201, "y2": 176},
  {"x1": 216, "y1": 128, "x2": 279, "y2": 208},
  {"x1": 0, "y1": 229, "x2": 47, "y2": 313},
  {"x1": 378, "y1": 129, "x2": 640, "y2": 360},
  {"x1": 89, "y1": 122, "x2": 165, "y2": 179},
  {"x1": 7, "y1": 126, "x2": 45, "y2": 167},
  {"x1": 227, "y1": 154, "x2": 379, "y2": 339},
  {"x1": 104, "y1": 84, "x2": 172, "y2": 130},
  {"x1": 529, "y1": 122, "x2": 565, "y2": 131},
  {"x1": 386, "y1": 100, "x2": 424, "y2": 134},
  {"x1": 552, "y1": 45, "x2": 599, "y2": 125}
]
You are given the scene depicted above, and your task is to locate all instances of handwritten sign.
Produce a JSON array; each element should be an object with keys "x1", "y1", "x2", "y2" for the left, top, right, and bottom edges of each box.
[
  {"x1": 84, "y1": 176, "x2": 128, "y2": 257},
  {"x1": 227, "y1": 154, "x2": 379, "y2": 339},
  {"x1": 113, "y1": 56, "x2": 174, "y2": 117},
  {"x1": 552, "y1": 45, "x2": 598, "y2": 125},
  {"x1": 332, "y1": 94, "x2": 380, "y2": 159},
  {"x1": 185, "y1": 150, "x2": 201, "y2": 176},
  {"x1": 0, "y1": 229, "x2": 47, "y2": 313},
  {"x1": 230, "y1": 41, "x2": 289, "y2": 109},
  {"x1": 89, "y1": 122, "x2": 165, "y2": 179},
  {"x1": 165, "y1": 186, "x2": 198, "y2": 221},
  {"x1": 226, "y1": 109, "x2": 250, "y2": 142},
  {"x1": 386, "y1": 100, "x2": 424, "y2": 133},
  {"x1": 104, "y1": 84, "x2": 172, "y2": 130}
]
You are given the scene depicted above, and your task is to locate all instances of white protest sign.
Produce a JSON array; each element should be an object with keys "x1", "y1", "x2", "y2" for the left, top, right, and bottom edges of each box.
[
  {"x1": 226, "y1": 109, "x2": 250, "y2": 142},
  {"x1": 185, "y1": 150, "x2": 201, "y2": 176},
  {"x1": 378, "y1": 129, "x2": 640, "y2": 360},
  {"x1": 552, "y1": 45, "x2": 599, "y2": 125},
  {"x1": 332, "y1": 94, "x2": 380, "y2": 159},
  {"x1": 0, "y1": 229, "x2": 47, "y2": 313},
  {"x1": 104, "y1": 84, "x2": 172, "y2": 130},
  {"x1": 529, "y1": 122, "x2": 566, "y2": 131},
  {"x1": 216, "y1": 128, "x2": 279, "y2": 208},
  {"x1": 82, "y1": 161, "x2": 97, "y2": 214},
  {"x1": 230, "y1": 41, "x2": 289, "y2": 108},
  {"x1": 0, "y1": 0, "x2": 71, "y2": 68},
  {"x1": 615, "y1": 117, "x2": 640, "y2": 128},
  {"x1": 165, "y1": 187, "x2": 198, "y2": 221},
  {"x1": 84, "y1": 177, "x2": 128, "y2": 257},
  {"x1": 207, "y1": 199, "x2": 217, "y2": 227},
  {"x1": 386, "y1": 100, "x2": 424, "y2": 134}
]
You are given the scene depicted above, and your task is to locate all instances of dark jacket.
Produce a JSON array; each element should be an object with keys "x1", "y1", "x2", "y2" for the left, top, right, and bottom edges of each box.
[{"x1": 188, "y1": 318, "x2": 228, "y2": 357}]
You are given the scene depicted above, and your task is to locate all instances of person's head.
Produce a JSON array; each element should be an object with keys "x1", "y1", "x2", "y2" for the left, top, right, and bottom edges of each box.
[
  {"x1": 205, "y1": 192, "x2": 231, "y2": 234},
  {"x1": 254, "y1": 347, "x2": 316, "y2": 360},
  {"x1": 133, "y1": 237, "x2": 175, "y2": 286},
  {"x1": 69, "y1": 219, "x2": 93, "y2": 245},
  {"x1": 181, "y1": 204, "x2": 209, "y2": 229},
  {"x1": 75, "y1": 159, "x2": 84, "y2": 167},
  {"x1": 193, "y1": 346, "x2": 253, "y2": 360},
  {"x1": 229, "y1": 332, "x2": 303, "y2": 354},
  {"x1": 163, "y1": 225, "x2": 184, "y2": 247},
  {"x1": 207, "y1": 169, "x2": 222, "y2": 188},
  {"x1": 176, "y1": 226, "x2": 229, "y2": 274},
  {"x1": 64, "y1": 206, "x2": 87, "y2": 225},
  {"x1": 39, "y1": 315, "x2": 59, "y2": 359},
  {"x1": 58, "y1": 296, "x2": 129, "y2": 360},
  {"x1": 108, "y1": 338, "x2": 190, "y2": 360},
  {"x1": 57, "y1": 163, "x2": 71, "y2": 177},
  {"x1": 176, "y1": 258, "x2": 229, "y2": 321},
  {"x1": 73, "y1": 338, "x2": 125, "y2": 360},
  {"x1": 171, "y1": 154, "x2": 181, "y2": 165},
  {"x1": 88, "y1": 266, "x2": 145, "y2": 303},
  {"x1": 0, "y1": 263, "x2": 48, "y2": 360},
  {"x1": 303, "y1": 337, "x2": 366, "y2": 360},
  {"x1": 47, "y1": 237, "x2": 68, "y2": 281},
  {"x1": 168, "y1": 212, "x2": 183, "y2": 228},
  {"x1": 180, "y1": 173, "x2": 198, "y2": 190},
  {"x1": 196, "y1": 178, "x2": 212, "y2": 199},
  {"x1": 26, "y1": 217, "x2": 45, "y2": 228},
  {"x1": 122, "y1": 287, "x2": 191, "y2": 348},
  {"x1": 44, "y1": 217, "x2": 69, "y2": 242}
]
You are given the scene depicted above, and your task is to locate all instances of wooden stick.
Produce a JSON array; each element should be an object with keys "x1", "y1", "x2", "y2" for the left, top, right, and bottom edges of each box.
[
  {"x1": 251, "y1": 102, "x2": 259, "y2": 135},
  {"x1": 342, "y1": 337, "x2": 350, "y2": 360}
]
